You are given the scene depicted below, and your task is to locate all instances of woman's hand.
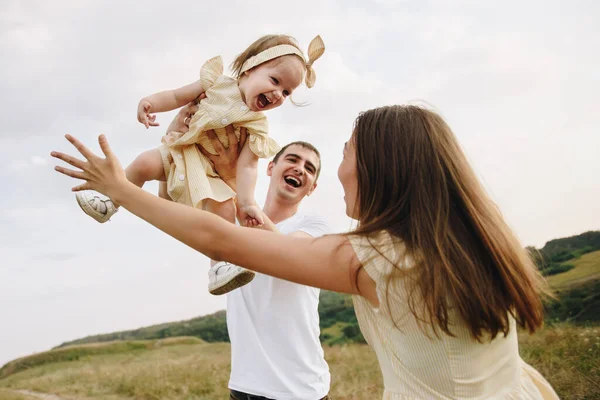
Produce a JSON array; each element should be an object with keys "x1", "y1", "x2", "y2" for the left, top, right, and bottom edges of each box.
[{"x1": 51, "y1": 134, "x2": 129, "y2": 200}]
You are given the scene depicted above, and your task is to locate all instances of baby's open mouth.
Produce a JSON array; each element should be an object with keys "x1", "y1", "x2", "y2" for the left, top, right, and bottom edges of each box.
[{"x1": 257, "y1": 94, "x2": 271, "y2": 109}]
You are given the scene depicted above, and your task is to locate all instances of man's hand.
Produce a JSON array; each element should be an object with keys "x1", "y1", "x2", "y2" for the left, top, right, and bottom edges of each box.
[
  {"x1": 199, "y1": 125, "x2": 248, "y2": 187},
  {"x1": 164, "y1": 96, "x2": 205, "y2": 134},
  {"x1": 137, "y1": 100, "x2": 159, "y2": 129}
]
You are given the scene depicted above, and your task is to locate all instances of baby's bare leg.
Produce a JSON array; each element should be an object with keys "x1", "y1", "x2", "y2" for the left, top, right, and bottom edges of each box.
[
  {"x1": 205, "y1": 198, "x2": 236, "y2": 267},
  {"x1": 75, "y1": 148, "x2": 166, "y2": 222},
  {"x1": 158, "y1": 182, "x2": 171, "y2": 200},
  {"x1": 204, "y1": 197, "x2": 255, "y2": 295},
  {"x1": 204, "y1": 198, "x2": 236, "y2": 225},
  {"x1": 125, "y1": 148, "x2": 166, "y2": 188}
]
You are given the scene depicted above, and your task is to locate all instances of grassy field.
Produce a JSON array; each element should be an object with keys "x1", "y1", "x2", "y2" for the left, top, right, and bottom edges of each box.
[
  {"x1": 2, "y1": 247, "x2": 598, "y2": 399},
  {"x1": 1, "y1": 324, "x2": 599, "y2": 400},
  {"x1": 0, "y1": 389, "x2": 39, "y2": 400},
  {"x1": 548, "y1": 250, "x2": 600, "y2": 290}
]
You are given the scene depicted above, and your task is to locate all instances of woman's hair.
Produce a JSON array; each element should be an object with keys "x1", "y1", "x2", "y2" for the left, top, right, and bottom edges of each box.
[
  {"x1": 351, "y1": 105, "x2": 550, "y2": 340},
  {"x1": 230, "y1": 34, "x2": 306, "y2": 78}
]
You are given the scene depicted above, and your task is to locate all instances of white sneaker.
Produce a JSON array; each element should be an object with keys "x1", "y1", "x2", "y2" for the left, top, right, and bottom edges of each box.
[
  {"x1": 75, "y1": 191, "x2": 118, "y2": 223},
  {"x1": 208, "y1": 261, "x2": 255, "y2": 295}
]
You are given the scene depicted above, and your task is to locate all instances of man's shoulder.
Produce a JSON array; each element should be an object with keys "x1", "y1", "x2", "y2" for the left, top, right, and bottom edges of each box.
[{"x1": 285, "y1": 213, "x2": 332, "y2": 237}]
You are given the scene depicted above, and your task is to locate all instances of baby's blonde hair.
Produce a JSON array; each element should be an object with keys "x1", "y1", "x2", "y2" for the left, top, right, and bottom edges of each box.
[{"x1": 230, "y1": 34, "x2": 306, "y2": 78}]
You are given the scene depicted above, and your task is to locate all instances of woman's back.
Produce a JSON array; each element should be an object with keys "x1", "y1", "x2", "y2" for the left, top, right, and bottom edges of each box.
[{"x1": 350, "y1": 233, "x2": 557, "y2": 400}]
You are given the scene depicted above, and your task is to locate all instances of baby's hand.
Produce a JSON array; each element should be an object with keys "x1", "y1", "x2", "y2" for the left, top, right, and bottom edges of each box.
[
  {"x1": 137, "y1": 99, "x2": 159, "y2": 129},
  {"x1": 238, "y1": 204, "x2": 265, "y2": 228}
]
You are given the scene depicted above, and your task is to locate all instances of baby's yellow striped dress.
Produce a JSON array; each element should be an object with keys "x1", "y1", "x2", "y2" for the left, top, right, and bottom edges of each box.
[{"x1": 159, "y1": 56, "x2": 280, "y2": 208}]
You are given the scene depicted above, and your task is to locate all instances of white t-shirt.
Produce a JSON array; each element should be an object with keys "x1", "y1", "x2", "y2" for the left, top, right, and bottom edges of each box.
[{"x1": 227, "y1": 213, "x2": 331, "y2": 400}]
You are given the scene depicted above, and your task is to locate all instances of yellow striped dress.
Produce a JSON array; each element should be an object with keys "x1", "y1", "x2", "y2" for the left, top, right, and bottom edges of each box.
[
  {"x1": 159, "y1": 56, "x2": 280, "y2": 208},
  {"x1": 349, "y1": 233, "x2": 560, "y2": 400}
]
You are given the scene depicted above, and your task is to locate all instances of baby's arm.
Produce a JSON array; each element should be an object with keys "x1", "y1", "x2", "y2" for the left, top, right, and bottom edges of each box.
[
  {"x1": 137, "y1": 80, "x2": 204, "y2": 128},
  {"x1": 235, "y1": 140, "x2": 264, "y2": 226}
]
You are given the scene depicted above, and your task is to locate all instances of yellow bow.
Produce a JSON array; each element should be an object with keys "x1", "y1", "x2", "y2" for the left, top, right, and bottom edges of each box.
[{"x1": 304, "y1": 35, "x2": 325, "y2": 88}]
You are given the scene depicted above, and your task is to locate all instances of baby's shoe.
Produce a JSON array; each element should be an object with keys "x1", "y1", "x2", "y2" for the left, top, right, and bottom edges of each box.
[
  {"x1": 208, "y1": 261, "x2": 255, "y2": 295},
  {"x1": 75, "y1": 191, "x2": 118, "y2": 223}
]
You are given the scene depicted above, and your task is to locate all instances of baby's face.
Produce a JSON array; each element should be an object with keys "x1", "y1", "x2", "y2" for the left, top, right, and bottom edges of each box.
[{"x1": 238, "y1": 55, "x2": 304, "y2": 112}]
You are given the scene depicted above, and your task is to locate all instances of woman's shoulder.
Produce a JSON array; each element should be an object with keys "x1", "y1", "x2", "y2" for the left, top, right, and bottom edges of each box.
[
  {"x1": 348, "y1": 230, "x2": 404, "y2": 258},
  {"x1": 348, "y1": 231, "x2": 413, "y2": 279}
]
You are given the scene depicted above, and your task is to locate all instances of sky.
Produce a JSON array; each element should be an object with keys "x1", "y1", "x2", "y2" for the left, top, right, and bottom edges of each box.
[{"x1": 0, "y1": 0, "x2": 598, "y2": 366}]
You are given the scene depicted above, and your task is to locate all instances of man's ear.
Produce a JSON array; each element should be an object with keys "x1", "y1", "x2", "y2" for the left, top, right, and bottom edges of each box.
[
  {"x1": 266, "y1": 161, "x2": 274, "y2": 177},
  {"x1": 306, "y1": 181, "x2": 317, "y2": 197}
]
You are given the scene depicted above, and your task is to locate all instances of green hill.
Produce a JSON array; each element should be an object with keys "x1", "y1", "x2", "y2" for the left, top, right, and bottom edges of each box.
[
  {"x1": 530, "y1": 230, "x2": 600, "y2": 277},
  {"x1": 542, "y1": 230, "x2": 600, "y2": 257},
  {"x1": 56, "y1": 310, "x2": 229, "y2": 348}
]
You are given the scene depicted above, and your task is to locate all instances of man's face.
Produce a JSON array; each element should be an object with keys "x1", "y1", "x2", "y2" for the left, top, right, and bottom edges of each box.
[{"x1": 267, "y1": 145, "x2": 320, "y2": 203}]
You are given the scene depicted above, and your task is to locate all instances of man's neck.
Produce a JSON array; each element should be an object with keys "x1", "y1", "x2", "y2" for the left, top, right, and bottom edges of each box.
[{"x1": 262, "y1": 193, "x2": 301, "y2": 225}]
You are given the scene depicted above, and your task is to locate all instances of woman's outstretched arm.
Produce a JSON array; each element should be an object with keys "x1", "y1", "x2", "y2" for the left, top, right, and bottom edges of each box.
[{"x1": 51, "y1": 134, "x2": 377, "y2": 301}]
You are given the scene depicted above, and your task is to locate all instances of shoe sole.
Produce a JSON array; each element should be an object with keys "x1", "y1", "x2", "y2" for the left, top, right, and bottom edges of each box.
[
  {"x1": 209, "y1": 269, "x2": 255, "y2": 296},
  {"x1": 76, "y1": 194, "x2": 110, "y2": 223}
]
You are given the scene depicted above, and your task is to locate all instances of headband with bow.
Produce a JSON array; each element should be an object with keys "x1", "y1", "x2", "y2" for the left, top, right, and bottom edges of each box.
[{"x1": 240, "y1": 35, "x2": 325, "y2": 88}]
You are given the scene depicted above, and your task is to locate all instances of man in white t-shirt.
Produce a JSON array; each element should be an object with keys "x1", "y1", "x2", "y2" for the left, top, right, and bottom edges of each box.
[{"x1": 202, "y1": 128, "x2": 331, "y2": 400}]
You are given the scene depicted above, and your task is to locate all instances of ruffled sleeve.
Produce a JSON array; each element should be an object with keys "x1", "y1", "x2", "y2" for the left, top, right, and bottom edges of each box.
[
  {"x1": 349, "y1": 232, "x2": 413, "y2": 316},
  {"x1": 200, "y1": 56, "x2": 224, "y2": 90},
  {"x1": 349, "y1": 233, "x2": 391, "y2": 284},
  {"x1": 241, "y1": 116, "x2": 280, "y2": 158},
  {"x1": 248, "y1": 134, "x2": 281, "y2": 159}
]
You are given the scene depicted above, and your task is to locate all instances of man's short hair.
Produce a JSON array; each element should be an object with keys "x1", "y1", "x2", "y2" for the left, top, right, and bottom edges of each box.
[{"x1": 272, "y1": 141, "x2": 322, "y2": 179}]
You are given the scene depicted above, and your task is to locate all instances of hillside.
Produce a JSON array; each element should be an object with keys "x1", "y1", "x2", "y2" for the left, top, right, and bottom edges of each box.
[
  {"x1": 1, "y1": 324, "x2": 599, "y2": 399},
  {"x1": 56, "y1": 311, "x2": 229, "y2": 348},
  {"x1": 57, "y1": 290, "x2": 364, "y2": 348}
]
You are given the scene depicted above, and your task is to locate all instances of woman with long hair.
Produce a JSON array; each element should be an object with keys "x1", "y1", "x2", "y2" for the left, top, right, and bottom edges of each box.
[{"x1": 52, "y1": 105, "x2": 558, "y2": 399}]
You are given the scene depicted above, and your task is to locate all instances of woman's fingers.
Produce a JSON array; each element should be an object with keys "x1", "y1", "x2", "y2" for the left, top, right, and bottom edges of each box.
[
  {"x1": 97, "y1": 134, "x2": 114, "y2": 159},
  {"x1": 50, "y1": 151, "x2": 87, "y2": 170},
  {"x1": 65, "y1": 134, "x2": 98, "y2": 161},
  {"x1": 53, "y1": 165, "x2": 88, "y2": 180},
  {"x1": 72, "y1": 182, "x2": 92, "y2": 192}
]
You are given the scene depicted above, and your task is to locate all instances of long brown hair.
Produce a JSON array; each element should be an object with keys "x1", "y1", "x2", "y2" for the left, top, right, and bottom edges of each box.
[
  {"x1": 351, "y1": 105, "x2": 549, "y2": 340},
  {"x1": 230, "y1": 34, "x2": 305, "y2": 78}
]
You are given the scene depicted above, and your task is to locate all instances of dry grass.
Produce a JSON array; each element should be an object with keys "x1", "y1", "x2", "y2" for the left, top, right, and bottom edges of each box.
[
  {"x1": 0, "y1": 388, "x2": 40, "y2": 400},
  {"x1": 519, "y1": 324, "x2": 600, "y2": 400},
  {"x1": 0, "y1": 342, "x2": 230, "y2": 400},
  {"x1": 1, "y1": 325, "x2": 598, "y2": 400}
]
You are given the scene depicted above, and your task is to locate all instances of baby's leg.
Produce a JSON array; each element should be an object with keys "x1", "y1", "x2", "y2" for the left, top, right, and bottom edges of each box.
[
  {"x1": 204, "y1": 198, "x2": 255, "y2": 295},
  {"x1": 125, "y1": 148, "x2": 166, "y2": 188},
  {"x1": 75, "y1": 148, "x2": 165, "y2": 223},
  {"x1": 75, "y1": 149, "x2": 166, "y2": 223},
  {"x1": 158, "y1": 182, "x2": 171, "y2": 201},
  {"x1": 203, "y1": 198, "x2": 236, "y2": 224}
]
